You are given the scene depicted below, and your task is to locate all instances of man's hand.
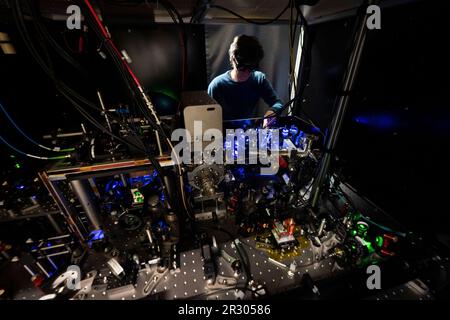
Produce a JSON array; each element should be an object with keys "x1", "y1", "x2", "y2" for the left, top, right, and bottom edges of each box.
[{"x1": 263, "y1": 110, "x2": 276, "y2": 128}]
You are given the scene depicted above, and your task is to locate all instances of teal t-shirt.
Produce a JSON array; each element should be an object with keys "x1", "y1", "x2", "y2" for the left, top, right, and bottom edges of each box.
[{"x1": 207, "y1": 70, "x2": 283, "y2": 121}]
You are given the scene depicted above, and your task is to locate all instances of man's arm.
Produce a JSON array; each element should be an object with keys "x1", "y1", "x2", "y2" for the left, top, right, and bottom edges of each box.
[
  {"x1": 260, "y1": 76, "x2": 284, "y2": 113},
  {"x1": 259, "y1": 75, "x2": 283, "y2": 127}
]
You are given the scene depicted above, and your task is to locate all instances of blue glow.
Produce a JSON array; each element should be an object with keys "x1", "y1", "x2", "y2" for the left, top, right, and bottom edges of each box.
[
  {"x1": 16, "y1": 184, "x2": 25, "y2": 190},
  {"x1": 88, "y1": 229, "x2": 105, "y2": 248},
  {"x1": 353, "y1": 114, "x2": 398, "y2": 130},
  {"x1": 237, "y1": 167, "x2": 245, "y2": 179},
  {"x1": 289, "y1": 125, "x2": 299, "y2": 136},
  {"x1": 185, "y1": 184, "x2": 193, "y2": 194},
  {"x1": 157, "y1": 220, "x2": 169, "y2": 232},
  {"x1": 111, "y1": 181, "x2": 120, "y2": 190},
  {"x1": 354, "y1": 116, "x2": 369, "y2": 125},
  {"x1": 90, "y1": 229, "x2": 105, "y2": 241},
  {"x1": 105, "y1": 179, "x2": 123, "y2": 194},
  {"x1": 295, "y1": 133, "x2": 305, "y2": 147},
  {"x1": 105, "y1": 179, "x2": 126, "y2": 200},
  {"x1": 115, "y1": 108, "x2": 129, "y2": 114},
  {"x1": 241, "y1": 119, "x2": 252, "y2": 129},
  {"x1": 129, "y1": 173, "x2": 156, "y2": 187},
  {"x1": 311, "y1": 126, "x2": 321, "y2": 134},
  {"x1": 281, "y1": 127, "x2": 289, "y2": 138}
]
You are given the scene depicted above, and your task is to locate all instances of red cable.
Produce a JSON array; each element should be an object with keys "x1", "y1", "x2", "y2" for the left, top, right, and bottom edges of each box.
[{"x1": 83, "y1": 0, "x2": 143, "y2": 89}]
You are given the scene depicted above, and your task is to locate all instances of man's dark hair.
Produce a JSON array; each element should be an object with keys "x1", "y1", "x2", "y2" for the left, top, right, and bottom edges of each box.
[{"x1": 229, "y1": 35, "x2": 264, "y2": 71}]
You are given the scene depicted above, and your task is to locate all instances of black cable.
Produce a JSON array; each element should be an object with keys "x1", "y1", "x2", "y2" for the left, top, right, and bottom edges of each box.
[
  {"x1": 10, "y1": 0, "x2": 148, "y2": 154},
  {"x1": 79, "y1": 0, "x2": 194, "y2": 215},
  {"x1": 27, "y1": 1, "x2": 89, "y2": 77},
  {"x1": 157, "y1": 0, "x2": 184, "y2": 24},
  {"x1": 10, "y1": 0, "x2": 190, "y2": 218},
  {"x1": 234, "y1": 239, "x2": 252, "y2": 286},
  {"x1": 259, "y1": 3, "x2": 320, "y2": 136},
  {"x1": 148, "y1": 0, "x2": 188, "y2": 108},
  {"x1": 208, "y1": 2, "x2": 290, "y2": 25},
  {"x1": 201, "y1": 225, "x2": 252, "y2": 287},
  {"x1": 190, "y1": 0, "x2": 206, "y2": 24},
  {"x1": 22, "y1": 0, "x2": 191, "y2": 218}
]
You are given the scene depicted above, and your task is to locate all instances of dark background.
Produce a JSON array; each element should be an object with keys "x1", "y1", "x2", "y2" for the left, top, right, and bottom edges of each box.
[{"x1": 299, "y1": 0, "x2": 450, "y2": 239}]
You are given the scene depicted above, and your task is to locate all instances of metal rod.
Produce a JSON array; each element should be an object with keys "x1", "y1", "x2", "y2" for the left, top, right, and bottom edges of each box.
[
  {"x1": 46, "y1": 257, "x2": 58, "y2": 270},
  {"x1": 46, "y1": 214, "x2": 63, "y2": 235},
  {"x1": 97, "y1": 90, "x2": 113, "y2": 133},
  {"x1": 310, "y1": 3, "x2": 371, "y2": 208},
  {"x1": 36, "y1": 262, "x2": 50, "y2": 278},
  {"x1": 289, "y1": 26, "x2": 304, "y2": 115},
  {"x1": 154, "y1": 130, "x2": 163, "y2": 156},
  {"x1": 145, "y1": 228, "x2": 154, "y2": 245},
  {"x1": 69, "y1": 179, "x2": 102, "y2": 230},
  {"x1": 38, "y1": 251, "x2": 70, "y2": 258},
  {"x1": 47, "y1": 234, "x2": 71, "y2": 241},
  {"x1": 42, "y1": 132, "x2": 83, "y2": 139},
  {"x1": 38, "y1": 172, "x2": 86, "y2": 243},
  {"x1": 38, "y1": 243, "x2": 68, "y2": 251},
  {"x1": 23, "y1": 265, "x2": 36, "y2": 277}
]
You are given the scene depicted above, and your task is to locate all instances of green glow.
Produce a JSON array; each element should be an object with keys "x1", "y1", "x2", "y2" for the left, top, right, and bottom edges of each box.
[
  {"x1": 375, "y1": 236, "x2": 384, "y2": 247},
  {"x1": 152, "y1": 87, "x2": 179, "y2": 102},
  {"x1": 352, "y1": 212, "x2": 361, "y2": 220},
  {"x1": 14, "y1": 163, "x2": 21, "y2": 169},
  {"x1": 357, "y1": 223, "x2": 368, "y2": 231},
  {"x1": 133, "y1": 190, "x2": 144, "y2": 204},
  {"x1": 49, "y1": 155, "x2": 71, "y2": 160},
  {"x1": 351, "y1": 230, "x2": 357, "y2": 236},
  {"x1": 365, "y1": 241, "x2": 375, "y2": 254}
]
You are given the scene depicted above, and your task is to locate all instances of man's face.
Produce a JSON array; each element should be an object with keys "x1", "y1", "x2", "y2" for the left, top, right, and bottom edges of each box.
[
  {"x1": 237, "y1": 67, "x2": 252, "y2": 76},
  {"x1": 232, "y1": 57, "x2": 253, "y2": 74}
]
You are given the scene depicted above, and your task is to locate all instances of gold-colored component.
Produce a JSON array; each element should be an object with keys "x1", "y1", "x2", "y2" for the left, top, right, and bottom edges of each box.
[
  {"x1": 331, "y1": 247, "x2": 345, "y2": 259},
  {"x1": 254, "y1": 227, "x2": 310, "y2": 262}
]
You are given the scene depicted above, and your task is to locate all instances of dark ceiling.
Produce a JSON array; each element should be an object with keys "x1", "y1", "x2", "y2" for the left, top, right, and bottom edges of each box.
[
  {"x1": 20, "y1": 0, "x2": 366, "y2": 23},
  {"x1": 0, "y1": 0, "x2": 421, "y2": 26}
]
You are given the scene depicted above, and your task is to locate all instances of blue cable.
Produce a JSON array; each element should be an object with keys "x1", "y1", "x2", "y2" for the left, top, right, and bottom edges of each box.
[
  {"x1": 0, "y1": 135, "x2": 69, "y2": 160},
  {"x1": 0, "y1": 101, "x2": 74, "y2": 152}
]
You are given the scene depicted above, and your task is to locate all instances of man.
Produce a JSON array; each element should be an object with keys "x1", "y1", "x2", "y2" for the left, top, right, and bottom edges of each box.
[{"x1": 207, "y1": 35, "x2": 283, "y2": 124}]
